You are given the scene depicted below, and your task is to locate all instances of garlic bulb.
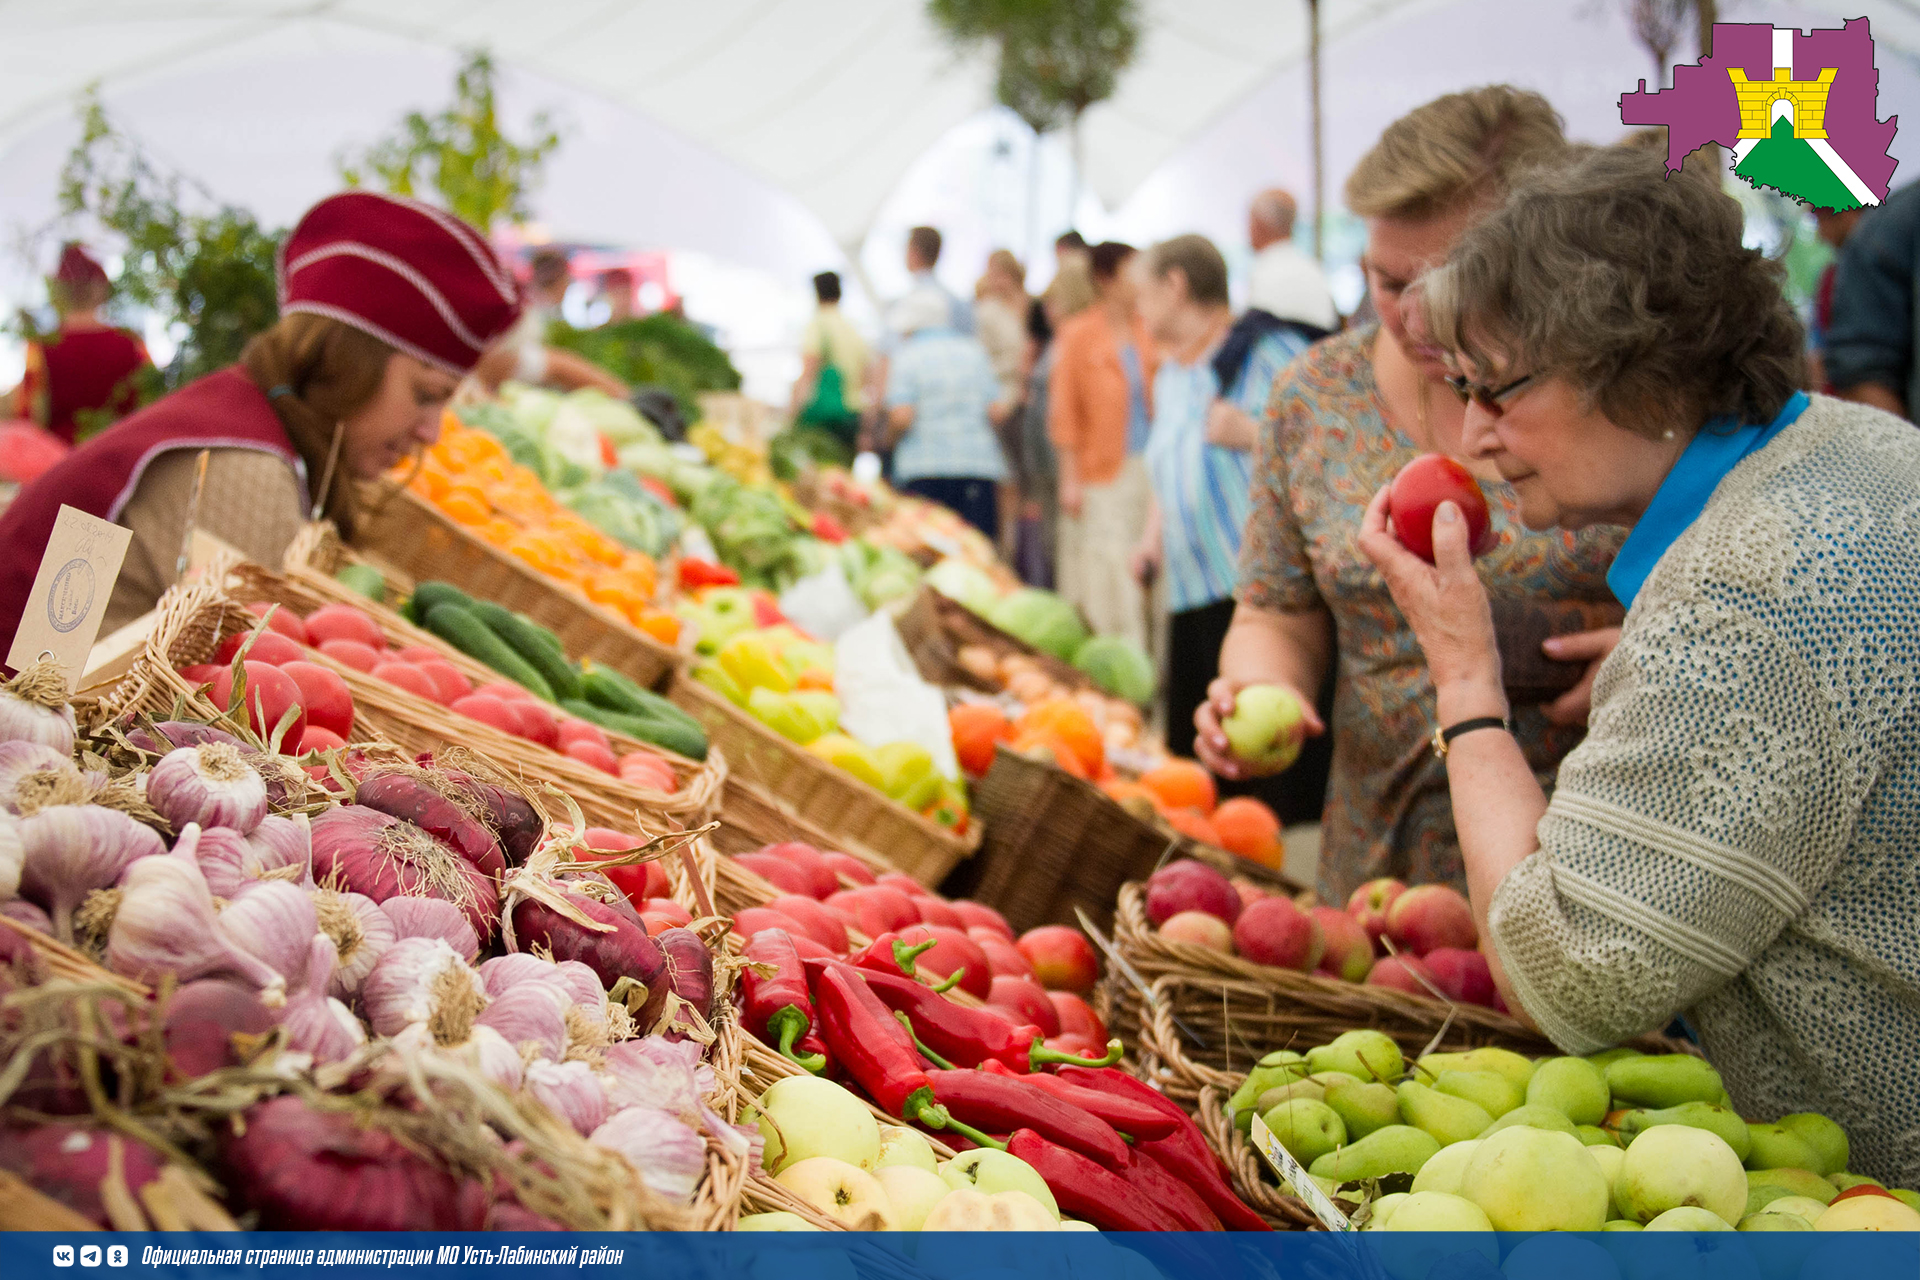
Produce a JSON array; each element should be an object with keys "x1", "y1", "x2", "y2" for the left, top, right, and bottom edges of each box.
[
  {"x1": 198, "y1": 817, "x2": 310, "y2": 898},
  {"x1": 474, "y1": 981, "x2": 568, "y2": 1063},
  {"x1": 19, "y1": 805, "x2": 165, "y2": 943},
  {"x1": 278, "y1": 934, "x2": 365, "y2": 1065},
  {"x1": 379, "y1": 897, "x2": 479, "y2": 962},
  {"x1": 0, "y1": 895, "x2": 51, "y2": 933},
  {"x1": 315, "y1": 889, "x2": 394, "y2": 998},
  {"x1": 0, "y1": 811, "x2": 21, "y2": 901},
  {"x1": 391, "y1": 1021, "x2": 523, "y2": 1092},
  {"x1": 360, "y1": 937, "x2": 488, "y2": 1042},
  {"x1": 247, "y1": 815, "x2": 312, "y2": 885},
  {"x1": 106, "y1": 825, "x2": 287, "y2": 1004},
  {"x1": 550, "y1": 961, "x2": 608, "y2": 1011},
  {"x1": 523, "y1": 1059, "x2": 609, "y2": 1136},
  {"x1": 0, "y1": 660, "x2": 76, "y2": 756},
  {"x1": 0, "y1": 742, "x2": 72, "y2": 813},
  {"x1": 476, "y1": 953, "x2": 559, "y2": 997},
  {"x1": 217, "y1": 881, "x2": 318, "y2": 990},
  {"x1": 147, "y1": 743, "x2": 267, "y2": 835}
]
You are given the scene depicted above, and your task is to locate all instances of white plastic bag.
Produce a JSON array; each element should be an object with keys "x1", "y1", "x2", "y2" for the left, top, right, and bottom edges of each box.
[
  {"x1": 833, "y1": 613, "x2": 960, "y2": 780},
  {"x1": 778, "y1": 560, "x2": 869, "y2": 643}
]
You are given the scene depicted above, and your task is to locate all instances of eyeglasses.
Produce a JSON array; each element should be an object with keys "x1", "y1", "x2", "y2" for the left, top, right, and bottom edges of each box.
[{"x1": 1444, "y1": 371, "x2": 1536, "y2": 414}]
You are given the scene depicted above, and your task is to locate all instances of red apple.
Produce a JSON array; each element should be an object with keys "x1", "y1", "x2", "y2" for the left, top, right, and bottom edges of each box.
[
  {"x1": 1345, "y1": 877, "x2": 1407, "y2": 948},
  {"x1": 1386, "y1": 884, "x2": 1478, "y2": 956},
  {"x1": 975, "y1": 933, "x2": 1037, "y2": 979},
  {"x1": 825, "y1": 887, "x2": 922, "y2": 938},
  {"x1": 987, "y1": 974, "x2": 1060, "y2": 1036},
  {"x1": 884, "y1": 925, "x2": 992, "y2": 1000},
  {"x1": 949, "y1": 900, "x2": 1014, "y2": 941},
  {"x1": 1048, "y1": 991, "x2": 1107, "y2": 1044},
  {"x1": 1015, "y1": 925, "x2": 1099, "y2": 993},
  {"x1": 734, "y1": 853, "x2": 816, "y2": 898},
  {"x1": 1388, "y1": 453, "x2": 1497, "y2": 563},
  {"x1": 1230, "y1": 877, "x2": 1268, "y2": 910},
  {"x1": 1365, "y1": 954, "x2": 1438, "y2": 996},
  {"x1": 1424, "y1": 947, "x2": 1497, "y2": 1007},
  {"x1": 641, "y1": 898, "x2": 692, "y2": 929},
  {"x1": 1311, "y1": 906, "x2": 1375, "y2": 983},
  {"x1": 1158, "y1": 910, "x2": 1234, "y2": 953},
  {"x1": 910, "y1": 896, "x2": 963, "y2": 929},
  {"x1": 1232, "y1": 897, "x2": 1325, "y2": 972},
  {"x1": 820, "y1": 851, "x2": 877, "y2": 886},
  {"x1": 1831, "y1": 1185, "x2": 1899, "y2": 1204},
  {"x1": 1145, "y1": 859, "x2": 1241, "y2": 928},
  {"x1": 769, "y1": 894, "x2": 849, "y2": 954},
  {"x1": 760, "y1": 842, "x2": 839, "y2": 899}
]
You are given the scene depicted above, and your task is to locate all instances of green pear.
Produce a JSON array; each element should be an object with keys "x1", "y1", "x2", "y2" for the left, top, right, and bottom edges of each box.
[
  {"x1": 1306, "y1": 1030, "x2": 1404, "y2": 1084},
  {"x1": 1615, "y1": 1124, "x2": 1747, "y2": 1225},
  {"x1": 1617, "y1": 1102, "x2": 1753, "y2": 1162},
  {"x1": 1739, "y1": 1211, "x2": 1814, "y2": 1231},
  {"x1": 1578, "y1": 1125, "x2": 1622, "y2": 1147},
  {"x1": 1361, "y1": 1192, "x2": 1408, "y2": 1231},
  {"x1": 1459, "y1": 1125, "x2": 1609, "y2": 1231},
  {"x1": 1744, "y1": 1123, "x2": 1821, "y2": 1172},
  {"x1": 1396, "y1": 1080, "x2": 1493, "y2": 1146},
  {"x1": 1481, "y1": 1104, "x2": 1579, "y2": 1137},
  {"x1": 1324, "y1": 1079, "x2": 1399, "y2": 1141},
  {"x1": 1602, "y1": 1219, "x2": 1642, "y2": 1231},
  {"x1": 1434, "y1": 1069, "x2": 1523, "y2": 1119},
  {"x1": 1305, "y1": 1070, "x2": 1362, "y2": 1091},
  {"x1": 1261, "y1": 1097, "x2": 1346, "y2": 1167},
  {"x1": 1417, "y1": 1047, "x2": 1535, "y2": 1091},
  {"x1": 1604, "y1": 1054, "x2": 1725, "y2": 1108},
  {"x1": 1748, "y1": 1167, "x2": 1836, "y2": 1204},
  {"x1": 1585, "y1": 1047, "x2": 1643, "y2": 1071},
  {"x1": 1227, "y1": 1051, "x2": 1310, "y2": 1130},
  {"x1": 1587, "y1": 1142, "x2": 1627, "y2": 1218},
  {"x1": 1255, "y1": 1078, "x2": 1327, "y2": 1112},
  {"x1": 1307, "y1": 1124, "x2": 1440, "y2": 1182},
  {"x1": 1525, "y1": 1056, "x2": 1611, "y2": 1126},
  {"x1": 1827, "y1": 1172, "x2": 1882, "y2": 1191},
  {"x1": 1409, "y1": 1138, "x2": 1481, "y2": 1196},
  {"x1": 1645, "y1": 1205, "x2": 1735, "y2": 1230},
  {"x1": 1775, "y1": 1113, "x2": 1848, "y2": 1177}
]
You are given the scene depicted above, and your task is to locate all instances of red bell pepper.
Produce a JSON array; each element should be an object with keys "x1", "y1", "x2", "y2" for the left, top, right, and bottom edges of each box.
[
  {"x1": 976, "y1": 1059, "x2": 1177, "y2": 1138},
  {"x1": 810, "y1": 512, "x2": 849, "y2": 544},
  {"x1": 859, "y1": 967, "x2": 1122, "y2": 1074},
  {"x1": 677, "y1": 558, "x2": 739, "y2": 590},
  {"x1": 925, "y1": 1068, "x2": 1130, "y2": 1171},
  {"x1": 750, "y1": 593, "x2": 786, "y2": 628},
  {"x1": 1055, "y1": 1065, "x2": 1271, "y2": 1232},
  {"x1": 803, "y1": 959, "x2": 948, "y2": 1127},
  {"x1": 739, "y1": 930, "x2": 826, "y2": 1073}
]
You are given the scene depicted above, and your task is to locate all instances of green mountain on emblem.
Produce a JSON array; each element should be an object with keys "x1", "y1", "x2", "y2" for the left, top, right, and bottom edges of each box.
[{"x1": 1734, "y1": 116, "x2": 1863, "y2": 211}]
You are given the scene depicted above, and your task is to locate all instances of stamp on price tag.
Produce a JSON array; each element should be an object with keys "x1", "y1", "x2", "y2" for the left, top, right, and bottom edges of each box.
[{"x1": 8, "y1": 504, "x2": 132, "y2": 680}]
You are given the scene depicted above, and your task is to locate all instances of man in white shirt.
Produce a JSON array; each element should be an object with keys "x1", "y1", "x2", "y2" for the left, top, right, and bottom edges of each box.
[{"x1": 1245, "y1": 189, "x2": 1338, "y2": 333}]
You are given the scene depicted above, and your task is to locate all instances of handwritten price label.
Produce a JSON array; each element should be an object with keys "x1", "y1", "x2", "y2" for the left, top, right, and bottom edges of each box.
[{"x1": 1250, "y1": 1112, "x2": 1354, "y2": 1231}]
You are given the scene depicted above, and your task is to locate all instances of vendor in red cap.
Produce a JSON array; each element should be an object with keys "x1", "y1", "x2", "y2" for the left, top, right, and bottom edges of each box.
[
  {"x1": 0, "y1": 192, "x2": 521, "y2": 650},
  {"x1": 3, "y1": 243, "x2": 154, "y2": 444}
]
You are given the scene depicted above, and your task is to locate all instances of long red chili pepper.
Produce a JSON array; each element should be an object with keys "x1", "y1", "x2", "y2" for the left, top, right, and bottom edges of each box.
[
  {"x1": 1118, "y1": 1146, "x2": 1223, "y2": 1231},
  {"x1": 925, "y1": 1068, "x2": 1130, "y2": 1171},
  {"x1": 976, "y1": 1059, "x2": 1178, "y2": 1138},
  {"x1": 1007, "y1": 1130, "x2": 1184, "y2": 1232},
  {"x1": 1055, "y1": 1066, "x2": 1271, "y2": 1232},
  {"x1": 739, "y1": 930, "x2": 826, "y2": 1072},
  {"x1": 859, "y1": 967, "x2": 1122, "y2": 1073},
  {"x1": 677, "y1": 558, "x2": 739, "y2": 589},
  {"x1": 804, "y1": 960, "x2": 948, "y2": 1127},
  {"x1": 850, "y1": 935, "x2": 961, "y2": 991}
]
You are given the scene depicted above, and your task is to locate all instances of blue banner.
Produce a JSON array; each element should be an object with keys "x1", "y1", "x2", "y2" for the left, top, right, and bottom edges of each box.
[{"x1": 1, "y1": 1232, "x2": 1915, "y2": 1280}]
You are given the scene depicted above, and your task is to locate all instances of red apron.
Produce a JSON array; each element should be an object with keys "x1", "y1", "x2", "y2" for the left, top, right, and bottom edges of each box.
[
  {"x1": 0, "y1": 366, "x2": 303, "y2": 660},
  {"x1": 21, "y1": 327, "x2": 152, "y2": 444}
]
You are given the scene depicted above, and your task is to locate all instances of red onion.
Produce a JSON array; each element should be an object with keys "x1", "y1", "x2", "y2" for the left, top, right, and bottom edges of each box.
[
  {"x1": 655, "y1": 928, "x2": 715, "y2": 1034},
  {"x1": 354, "y1": 772, "x2": 506, "y2": 879},
  {"x1": 510, "y1": 888, "x2": 666, "y2": 1008},
  {"x1": 20, "y1": 805, "x2": 165, "y2": 943},
  {"x1": 488, "y1": 1201, "x2": 565, "y2": 1230},
  {"x1": 147, "y1": 743, "x2": 268, "y2": 835},
  {"x1": 1, "y1": 894, "x2": 51, "y2": 934},
  {"x1": 162, "y1": 978, "x2": 277, "y2": 1077},
  {"x1": 224, "y1": 1095, "x2": 489, "y2": 1230},
  {"x1": 278, "y1": 934, "x2": 366, "y2": 1064},
  {"x1": 0, "y1": 1124, "x2": 166, "y2": 1227},
  {"x1": 379, "y1": 896, "x2": 479, "y2": 962},
  {"x1": 312, "y1": 805, "x2": 498, "y2": 943}
]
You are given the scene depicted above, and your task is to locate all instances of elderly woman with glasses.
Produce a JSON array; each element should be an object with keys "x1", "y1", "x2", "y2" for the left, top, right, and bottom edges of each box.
[
  {"x1": 1198, "y1": 87, "x2": 1626, "y2": 908},
  {"x1": 1362, "y1": 144, "x2": 1920, "y2": 1185}
]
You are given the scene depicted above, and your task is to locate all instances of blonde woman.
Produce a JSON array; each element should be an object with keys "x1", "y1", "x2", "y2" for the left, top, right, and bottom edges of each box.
[{"x1": 1197, "y1": 87, "x2": 1625, "y2": 906}]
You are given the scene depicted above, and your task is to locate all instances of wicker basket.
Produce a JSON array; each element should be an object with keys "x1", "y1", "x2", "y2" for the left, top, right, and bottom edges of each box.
[
  {"x1": 1194, "y1": 1083, "x2": 1321, "y2": 1230},
  {"x1": 345, "y1": 490, "x2": 682, "y2": 692},
  {"x1": 668, "y1": 673, "x2": 978, "y2": 889},
  {"x1": 893, "y1": 585, "x2": 1094, "y2": 696}
]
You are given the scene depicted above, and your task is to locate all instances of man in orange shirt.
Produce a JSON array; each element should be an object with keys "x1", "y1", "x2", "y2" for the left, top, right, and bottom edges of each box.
[{"x1": 1048, "y1": 241, "x2": 1157, "y2": 651}]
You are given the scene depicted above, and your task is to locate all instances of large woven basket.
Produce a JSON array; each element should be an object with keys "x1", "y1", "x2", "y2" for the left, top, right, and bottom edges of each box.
[
  {"x1": 344, "y1": 489, "x2": 682, "y2": 692},
  {"x1": 667, "y1": 673, "x2": 978, "y2": 889},
  {"x1": 892, "y1": 585, "x2": 1093, "y2": 696}
]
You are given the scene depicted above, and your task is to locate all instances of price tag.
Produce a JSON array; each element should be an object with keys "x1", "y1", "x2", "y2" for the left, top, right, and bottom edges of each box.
[
  {"x1": 1250, "y1": 1112, "x2": 1354, "y2": 1232},
  {"x1": 8, "y1": 505, "x2": 131, "y2": 681}
]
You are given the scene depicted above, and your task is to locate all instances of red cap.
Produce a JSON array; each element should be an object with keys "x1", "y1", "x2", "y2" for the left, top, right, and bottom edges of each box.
[
  {"x1": 278, "y1": 191, "x2": 522, "y2": 376},
  {"x1": 54, "y1": 243, "x2": 109, "y2": 291}
]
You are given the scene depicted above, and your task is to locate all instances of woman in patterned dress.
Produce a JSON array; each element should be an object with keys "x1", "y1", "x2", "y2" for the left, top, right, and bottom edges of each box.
[{"x1": 1194, "y1": 87, "x2": 1625, "y2": 907}]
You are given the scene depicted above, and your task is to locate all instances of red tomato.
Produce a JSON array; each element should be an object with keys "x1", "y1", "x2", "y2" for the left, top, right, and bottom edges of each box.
[
  {"x1": 208, "y1": 661, "x2": 308, "y2": 745},
  {"x1": 411, "y1": 659, "x2": 472, "y2": 706},
  {"x1": 295, "y1": 724, "x2": 349, "y2": 754},
  {"x1": 450, "y1": 692, "x2": 520, "y2": 737},
  {"x1": 317, "y1": 639, "x2": 382, "y2": 673},
  {"x1": 248, "y1": 601, "x2": 311, "y2": 646},
  {"x1": 1048, "y1": 991, "x2": 1108, "y2": 1044},
  {"x1": 557, "y1": 719, "x2": 610, "y2": 751},
  {"x1": 820, "y1": 851, "x2": 876, "y2": 886},
  {"x1": 564, "y1": 739, "x2": 619, "y2": 774},
  {"x1": 279, "y1": 660, "x2": 355, "y2": 739},
  {"x1": 474, "y1": 681, "x2": 537, "y2": 704},
  {"x1": 179, "y1": 663, "x2": 222, "y2": 686},
  {"x1": 641, "y1": 898, "x2": 692, "y2": 929},
  {"x1": 303, "y1": 603, "x2": 386, "y2": 651},
  {"x1": 1387, "y1": 454, "x2": 1497, "y2": 564},
  {"x1": 394, "y1": 645, "x2": 443, "y2": 664},
  {"x1": 618, "y1": 752, "x2": 677, "y2": 792},
  {"x1": 768, "y1": 894, "x2": 850, "y2": 953},
  {"x1": 215, "y1": 628, "x2": 304, "y2": 667},
  {"x1": 988, "y1": 974, "x2": 1060, "y2": 1035},
  {"x1": 505, "y1": 700, "x2": 559, "y2": 748},
  {"x1": 877, "y1": 871, "x2": 934, "y2": 899},
  {"x1": 371, "y1": 661, "x2": 441, "y2": 703}
]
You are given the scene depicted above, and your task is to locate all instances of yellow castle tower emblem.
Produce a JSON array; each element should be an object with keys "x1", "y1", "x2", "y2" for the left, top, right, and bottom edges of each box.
[{"x1": 1729, "y1": 64, "x2": 1836, "y2": 139}]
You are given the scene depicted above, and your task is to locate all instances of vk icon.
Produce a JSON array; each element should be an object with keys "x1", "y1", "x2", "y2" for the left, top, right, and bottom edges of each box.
[
  {"x1": 108, "y1": 1246, "x2": 129, "y2": 1268},
  {"x1": 80, "y1": 1246, "x2": 102, "y2": 1267},
  {"x1": 52, "y1": 1246, "x2": 74, "y2": 1267}
]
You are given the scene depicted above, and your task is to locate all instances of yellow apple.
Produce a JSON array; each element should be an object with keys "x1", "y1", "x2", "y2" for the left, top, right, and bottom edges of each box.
[
  {"x1": 874, "y1": 1124, "x2": 938, "y2": 1172},
  {"x1": 775, "y1": 1157, "x2": 897, "y2": 1230},
  {"x1": 734, "y1": 1211, "x2": 823, "y2": 1232},
  {"x1": 939, "y1": 1150, "x2": 1060, "y2": 1218},
  {"x1": 753, "y1": 1076, "x2": 881, "y2": 1173},
  {"x1": 922, "y1": 1188, "x2": 1060, "y2": 1231},
  {"x1": 875, "y1": 1165, "x2": 951, "y2": 1231},
  {"x1": 1816, "y1": 1195, "x2": 1920, "y2": 1231}
]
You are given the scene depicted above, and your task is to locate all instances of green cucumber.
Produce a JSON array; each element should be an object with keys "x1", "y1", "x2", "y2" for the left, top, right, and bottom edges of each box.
[
  {"x1": 580, "y1": 664, "x2": 663, "y2": 716},
  {"x1": 422, "y1": 603, "x2": 555, "y2": 701},
  {"x1": 468, "y1": 600, "x2": 581, "y2": 700},
  {"x1": 335, "y1": 563, "x2": 387, "y2": 603},
  {"x1": 404, "y1": 580, "x2": 473, "y2": 625},
  {"x1": 561, "y1": 698, "x2": 709, "y2": 761}
]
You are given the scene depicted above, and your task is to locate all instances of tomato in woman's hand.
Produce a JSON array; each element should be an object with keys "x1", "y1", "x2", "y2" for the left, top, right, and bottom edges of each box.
[
  {"x1": 208, "y1": 661, "x2": 308, "y2": 745},
  {"x1": 247, "y1": 601, "x2": 311, "y2": 647},
  {"x1": 1388, "y1": 454, "x2": 1498, "y2": 564},
  {"x1": 317, "y1": 639, "x2": 382, "y2": 672},
  {"x1": 279, "y1": 660, "x2": 355, "y2": 739},
  {"x1": 303, "y1": 603, "x2": 387, "y2": 651}
]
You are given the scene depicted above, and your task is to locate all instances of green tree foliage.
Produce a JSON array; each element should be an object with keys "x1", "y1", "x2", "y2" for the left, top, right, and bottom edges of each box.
[
  {"x1": 337, "y1": 50, "x2": 562, "y2": 233},
  {"x1": 50, "y1": 90, "x2": 282, "y2": 388},
  {"x1": 926, "y1": 0, "x2": 1141, "y2": 134}
]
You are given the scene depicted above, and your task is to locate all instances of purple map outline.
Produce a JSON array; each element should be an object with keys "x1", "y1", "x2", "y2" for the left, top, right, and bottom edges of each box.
[{"x1": 1620, "y1": 18, "x2": 1898, "y2": 198}]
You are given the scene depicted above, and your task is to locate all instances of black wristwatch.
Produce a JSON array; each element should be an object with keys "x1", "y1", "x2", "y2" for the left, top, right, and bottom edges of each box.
[{"x1": 1430, "y1": 715, "x2": 1515, "y2": 760}]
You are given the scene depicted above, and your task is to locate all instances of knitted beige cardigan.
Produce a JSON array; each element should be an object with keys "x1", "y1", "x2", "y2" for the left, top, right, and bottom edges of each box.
[{"x1": 1489, "y1": 394, "x2": 1920, "y2": 1186}]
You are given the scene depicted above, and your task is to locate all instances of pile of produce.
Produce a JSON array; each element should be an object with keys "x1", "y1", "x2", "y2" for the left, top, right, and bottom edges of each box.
[
  {"x1": 1234, "y1": 1032, "x2": 1919, "y2": 1233},
  {"x1": 1140, "y1": 858, "x2": 1494, "y2": 1003},
  {"x1": 0, "y1": 660, "x2": 746, "y2": 1229}
]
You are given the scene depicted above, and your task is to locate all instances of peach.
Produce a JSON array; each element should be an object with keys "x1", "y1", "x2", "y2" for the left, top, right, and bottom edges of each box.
[
  {"x1": 1016, "y1": 925, "x2": 1099, "y2": 993},
  {"x1": 1311, "y1": 905, "x2": 1375, "y2": 983},
  {"x1": 1364, "y1": 953, "x2": 1437, "y2": 996},
  {"x1": 1159, "y1": 910, "x2": 1234, "y2": 953},
  {"x1": 949, "y1": 900, "x2": 1015, "y2": 941},
  {"x1": 1385, "y1": 884, "x2": 1478, "y2": 956},
  {"x1": 1345, "y1": 877, "x2": 1406, "y2": 948},
  {"x1": 1424, "y1": 947, "x2": 1497, "y2": 1006},
  {"x1": 1232, "y1": 897, "x2": 1324, "y2": 971},
  {"x1": 1145, "y1": 859, "x2": 1241, "y2": 928}
]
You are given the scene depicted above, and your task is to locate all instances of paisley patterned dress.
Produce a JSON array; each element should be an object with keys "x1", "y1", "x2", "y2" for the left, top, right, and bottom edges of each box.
[{"x1": 1237, "y1": 326, "x2": 1625, "y2": 904}]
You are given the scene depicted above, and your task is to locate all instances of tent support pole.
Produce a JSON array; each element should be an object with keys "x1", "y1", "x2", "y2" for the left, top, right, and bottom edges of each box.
[{"x1": 1307, "y1": 0, "x2": 1324, "y2": 261}]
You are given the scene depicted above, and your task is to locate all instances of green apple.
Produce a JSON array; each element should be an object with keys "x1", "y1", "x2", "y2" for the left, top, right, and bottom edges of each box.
[
  {"x1": 1738, "y1": 1211, "x2": 1814, "y2": 1231},
  {"x1": 874, "y1": 1124, "x2": 938, "y2": 1172},
  {"x1": 776, "y1": 1157, "x2": 897, "y2": 1230},
  {"x1": 1362, "y1": 1192, "x2": 1408, "y2": 1231},
  {"x1": 874, "y1": 1164, "x2": 952, "y2": 1231},
  {"x1": 1761, "y1": 1195, "x2": 1831, "y2": 1224},
  {"x1": 735, "y1": 1211, "x2": 824, "y2": 1232},
  {"x1": 939, "y1": 1150, "x2": 1060, "y2": 1219},
  {"x1": 753, "y1": 1076, "x2": 880, "y2": 1173},
  {"x1": 1379, "y1": 1190, "x2": 1496, "y2": 1234},
  {"x1": 1221, "y1": 684, "x2": 1307, "y2": 771}
]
